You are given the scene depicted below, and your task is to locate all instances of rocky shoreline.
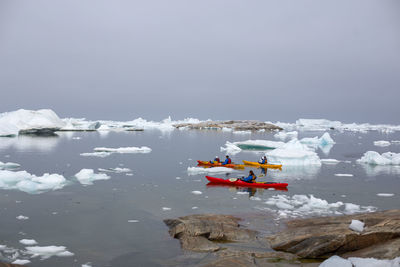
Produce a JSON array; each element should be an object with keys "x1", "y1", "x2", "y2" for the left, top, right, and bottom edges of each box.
[
  {"x1": 164, "y1": 210, "x2": 400, "y2": 266},
  {"x1": 173, "y1": 120, "x2": 283, "y2": 131}
]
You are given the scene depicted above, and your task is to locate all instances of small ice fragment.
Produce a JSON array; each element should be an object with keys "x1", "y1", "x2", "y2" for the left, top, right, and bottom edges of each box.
[
  {"x1": 321, "y1": 159, "x2": 340, "y2": 164},
  {"x1": 349, "y1": 219, "x2": 364, "y2": 232},
  {"x1": 126, "y1": 173, "x2": 133, "y2": 176},
  {"x1": 191, "y1": 191, "x2": 202, "y2": 195},
  {"x1": 72, "y1": 137, "x2": 81, "y2": 140},
  {"x1": 82, "y1": 264, "x2": 92, "y2": 267},
  {"x1": 341, "y1": 195, "x2": 346, "y2": 197},
  {"x1": 236, "y1": 192, "x2": 249, "y2": 195},
  {"x1": 75, "y1": 169, "x2": 110, "y2": 185},
  {"x1": 162, "y1": 207, "x2": 171, "y2": 211},
  {"x1": 12, "y1": 259, "x2": 31, "y2": 265},
  {"x1": 192, "y1": 207, "x2": 198, "y2": 209},
  {"x1": 335, "y1": 174, "x2": 353, "y2": 177},
  {"x1": 16, "y1": 215, "x2": 29, "y2": 220},
  {"x1": 25, "y1": 245, "x2": 74, "y2": 259},
  {"x1": 374, "y1": 140, "x2": 391, "y2": 147},
  {"x1": 128, "y1": 220, "x2": 139, "y2": 223},
  {"x1": 377, "y1": 193, "x2": 394, "y2": 197},
  {"x1": 175, "y1": 177, "x2": 181, "y2": 180},
  {"x1": 20, "y1": 239, "x2": 38, "y2": 245}
]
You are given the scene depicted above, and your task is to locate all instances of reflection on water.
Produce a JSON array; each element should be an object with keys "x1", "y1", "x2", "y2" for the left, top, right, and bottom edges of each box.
[
  {"x1": 268, "y1": 165, "x2": 321, "y2": 180},
  {"x1": 360, "y1": 164, "x2": 400, "y2": 176},
  {"x1": 0, "y1": 135, "x2": 60, "y2": 152},
  {"x1": 319, "y1": 144, "x2": 333, "y2": 155},
  {"x1": 206, "y1": 184, "x2": 288, "y2": 197}
]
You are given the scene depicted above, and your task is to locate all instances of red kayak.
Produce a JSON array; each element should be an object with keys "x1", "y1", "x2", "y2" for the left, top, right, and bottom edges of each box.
[{"x1": 205, "y1": 176, "x2": 288, "y2": 189}]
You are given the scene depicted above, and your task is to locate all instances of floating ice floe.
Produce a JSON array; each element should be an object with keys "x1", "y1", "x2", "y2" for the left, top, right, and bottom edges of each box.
[
  {"x1": 16, "y1": 215, "x2": 29, "y2": 220},
  {"x1": 232, "y1": 130, "x2": 251, "y2": 135},
  {"x1": 334, "y1": 174, "x2": 354, "y2": 177},
  {"x1": 20, "y1": 239, "x2": 38, "y2": 245},
  {"x1": 187, "y1": 167, "x2": 237, "y2": 175},
  {"x1": 98, "y1": 167, "x2": 132, "y2": 173},
  {"x1": 262, "y1": 194, "x2": 376, "y2": 218},
  {"x1": 320, "y1": 255, "x2": 400, "y2": 267},
  {"x1": 374, "y1": 140, "x2": 391, "y2": 147},
  {"x1": 265, "y1": 139, "x2": 321, "y2": 166},
  {"x1": 62, "y1": 118, "x2": 101, "y2": 131},
  {"x1": 191, "y1": 191, "x2": 202, "y2": 195},
  {"x1": 0, "y1": 170, "x2": 67, "y2": 194},
  {"x1": 299, "y1": 132, "x2": 335, "y2": 148},
  {"x1": 94, "y1": 146, "x2": 152, "y2": 154},
  {"x1": 162, "y1": 207, "x2": 171, "y2": 211},
  {"x1": 80, "y1": 152, "x2": 112, "y2": 157},
  {"x1": 74, "y1": 169, "x2": 110, "y2": 185},
  {"x1": 0, "y1": 161, "x2": 20, "y2": 170},
  {"x1": 357, "y1": 151, "x2": 400, "y2": 165},
  {"x1": 220, "y1": 139, "x2": 285, "y2": 155},
  {"x1": 274, "y1": 131, "x2": 298, "y2": 141},
  {"x1": 12, "y1": 259, "x2": 31, "y2": 265},
  {"x1": 321, "y1": 159, "x2": 340, "y2": 164},
  {"x1": 377, "y1": 193, "x2": 394, "y2": 197},
  {"x1": 349, "y1": 219, "x2": 364, "y2": 232},
  {"x1": 0, "y1": 109, "x2": 66, "y2": 137},
  {"x1": 220, "y1": 141, "x2": 243, "y2": 155},
  {"x1": 26, "y1": 245, "x2": 74, "y2": 259}
]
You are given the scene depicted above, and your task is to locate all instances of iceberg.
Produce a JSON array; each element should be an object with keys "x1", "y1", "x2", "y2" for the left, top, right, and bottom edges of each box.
[
  {"x1": 0, "y1": 161, "x2": 20, "y2": 170},
  {"x1": 25, "y1": 245, "x2": 74, "y2": 259},
  {"x1": 296, "y1": 119, "x2": 342, "y2": 131},
  {"x1": 220, "y1": 141, "x2": 243, "y2": 155},
  {"x1": 357, "y1": 151, "x2": 400, "y2": 165},
  {"x1": 265, "y1": 139, "x2": 322, "y2": 166},
  {"x1": 300, "y1": 132, "x2": 335, "y2": 147},
  {"x1": 274, "y1": 131, "x2": 298, "y2": 141},
  {"x1": 61, "y1": 118, "x2": 101, "y2": 131},
  {"x1": 0, "y1": 170, "x2": 67, "y2": 194},
  {"x1": 0, "y1": 109, "x2": 65, "y2": 136},
  {"x1": 220, "y1": 140, "x2": 285, "y2": 155},
  {"x1": 74, "y1": 169, "x2": 110, "y2": 185}
]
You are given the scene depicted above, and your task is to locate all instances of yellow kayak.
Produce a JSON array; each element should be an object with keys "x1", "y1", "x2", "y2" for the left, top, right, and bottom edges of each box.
[{"x1": 242, "y1": 160, "x2": 282, "y2": 169}]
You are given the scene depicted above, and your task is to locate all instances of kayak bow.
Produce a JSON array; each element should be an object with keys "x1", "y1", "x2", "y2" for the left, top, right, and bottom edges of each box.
[{"x1": 205, "y1": 176, "x2": 288, "y2": 189}]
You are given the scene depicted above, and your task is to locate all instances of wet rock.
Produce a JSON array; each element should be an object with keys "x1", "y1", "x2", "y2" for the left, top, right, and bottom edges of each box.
[
  {"x1": 267, "y1": 209, "x2": 400, "y2": 259},
  {"x1": 0, "y1": 263, "x2": 26, "y2": 267},
  {"x1": 173, "y1": 120, "x2": 282, "y2": 131},
  {"x1": 164, "y1": 214, "x2": 257, "y2": 252}
]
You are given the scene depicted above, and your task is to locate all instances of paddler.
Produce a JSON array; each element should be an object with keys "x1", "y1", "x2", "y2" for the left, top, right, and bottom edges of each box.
[
  {"x1": 258, "y1": 156, "x2": 268, "y2": 164},
  {"x1": 241, "y1": 170, "x2": 257, "y2": 183},
  {"x1": 210, "y1": 156, "x2": 220, "y2": 164},
  {"x1": 221, "y1": 155, "x2": 232, "y2": 165}
]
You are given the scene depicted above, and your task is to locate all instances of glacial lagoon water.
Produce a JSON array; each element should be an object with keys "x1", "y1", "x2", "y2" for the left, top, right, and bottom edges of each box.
[{"x1": 0, "y1": 129, "x2": 399, "y2": 266}]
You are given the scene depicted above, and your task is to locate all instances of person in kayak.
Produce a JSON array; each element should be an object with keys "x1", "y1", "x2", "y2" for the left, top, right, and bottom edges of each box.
[
  {"x1": 221, "y1": 155, "x2": 232, "y2": 165},
  {"x1": 258, "y1": 156, "x2": 268, "y2": 164},
  {"x1": 212, "y1": 156, "x2": 220, "y2": 163},
  {"x1": 241, "y1": 170, "x2": 257, "y2": 183}
]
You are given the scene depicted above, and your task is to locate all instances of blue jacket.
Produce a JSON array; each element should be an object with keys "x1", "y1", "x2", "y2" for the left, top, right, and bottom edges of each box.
[
  {"x1": 242, "y1": 174, "x2": 256, "y2": 182},
  {"x1": 222, "y1": 158, "x2": 231, "y2": 165},
  {"x1": 259, "y1": 158, "x2": 267, "y2": 164}
]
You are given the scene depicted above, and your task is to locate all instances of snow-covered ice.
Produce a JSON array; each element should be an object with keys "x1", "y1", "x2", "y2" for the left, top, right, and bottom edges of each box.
[
  {"x1": 374, "y1": 140, "x2": 391, "y2": 147},
  {"x1": 187, "y1": 167, "x2": 237, "y2": 175},
  {"x1": 320, "y1": 255, "x2": 400, "y2": 267},
  {"x1": 349, "y1": 219, "x2": 364, "y2": 232},
  {"x1": 94, "y1": 146, "x2": 152, "y2": 153},
  {"x1": 19, "y1": 239, "x2": 38, "y2": 245},
  {"x1": 335, "y1": 174, "x2": 354, "y2": 177},
  {"x1": 26, "y1": 245, "x2": 74, "y2": 259},
  {"x1": 0, "y1": 170, "x2": 67, "y2": 194},
  {"x1": 265, "y1": 139, "x2": 322, "y2": 166},
  {"x1": 75, "y1": 169, "x2": 110, "y2": 185},
  {"x1": 357, "y1": 151, "x2": 400, "y2": 165},
  {"x1": 263, "y1": 194, "x2": 376, "y2": 218}
]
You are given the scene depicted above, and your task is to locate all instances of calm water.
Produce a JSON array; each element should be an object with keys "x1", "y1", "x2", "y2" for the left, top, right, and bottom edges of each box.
[{"x1": 0, "y1": 129, "x2": 399, "y2": 266}]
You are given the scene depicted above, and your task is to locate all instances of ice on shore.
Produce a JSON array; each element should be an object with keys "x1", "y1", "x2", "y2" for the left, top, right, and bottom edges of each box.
[
  {"x1": 357, "y1": 151, "x2": 400, "y2": 165},
  {"x1": 265, "y1": 139, "x2": 322, "y2": 166},
  {"x1": 94, "y1": 146, "x2": 152, "y2": 153},
  {"x1": 320, "y1": 255, "x2": 400, "y2": 267},
  {"x1": 75, "y1": 169, "x2": 110, "y2": 185},
  {"x1": 0, "y1": 161, "x2": 20, "y2": 170},
  {"x1": 263, "y1": 194, "x2": 375, "y2": 218},
  {"x1": 0, "y1": 109, "x2": 66, "y2": 137},
  {"x1": 26, "y1": 245, "x2": 74, "y2": 259},
  {"x1": 274, "y1": 131, "x2": 298, "y2": 140},
  {"x1": 187, "y1": 167, "x2": 237, "y2": 175},
  {"x1": 0, "y1": 170, "x2": 67, "y2": 194},
  {"x1": 373, "y1": 140, "x2": 391, "y2": 147},
  {"x1": 349, "y1": 219, "x2": 364, "y2": 232}
]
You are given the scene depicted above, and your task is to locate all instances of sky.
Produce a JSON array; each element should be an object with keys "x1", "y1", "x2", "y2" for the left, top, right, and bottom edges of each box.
[{"x1": 0, "y1": 0, "x2": 399, "y2": 123}]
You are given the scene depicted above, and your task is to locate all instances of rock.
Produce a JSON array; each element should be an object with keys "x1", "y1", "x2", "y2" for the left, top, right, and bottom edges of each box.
[
  {"x1": 267, "y1": 209, "x2": 400, "y2": 259},
  {"x1": 0, "y1": 263, "x2": 26, "y2": 267},
  {"x1": 173, "y1": 120, "x2": 282, "y2": 131},
  {"x1": 164, "y1": 214, "x2": 257, "y2": 252}
]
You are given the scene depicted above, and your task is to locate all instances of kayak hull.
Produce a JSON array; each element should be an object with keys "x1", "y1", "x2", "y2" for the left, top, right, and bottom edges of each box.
[
  {"x1": 205, "y1": 176, "x2": 288, "y2": 189},
  {"x1": 197, "y1": 160, "x2": 245, "y2": 169},
  {"x1": 242, "y1": 160, "x2": 282, "y2": 169}
]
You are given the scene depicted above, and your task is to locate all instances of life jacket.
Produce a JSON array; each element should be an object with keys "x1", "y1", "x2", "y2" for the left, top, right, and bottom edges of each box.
[
  {"x1": 214, "y1": 158, "x2": 220, "y2": 163},
  {"x1": 228, "y1": 158, "x2": 231, "y2": 164}
]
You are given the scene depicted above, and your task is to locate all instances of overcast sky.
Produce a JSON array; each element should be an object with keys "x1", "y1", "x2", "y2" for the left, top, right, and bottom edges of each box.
[{"x1": 0, "y1": 0, "x2": 399, "y2": 123}]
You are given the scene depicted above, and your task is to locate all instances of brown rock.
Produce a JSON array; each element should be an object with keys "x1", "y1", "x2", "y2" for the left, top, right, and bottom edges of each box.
[
  {"x1": 268, "y1": 209, "x2": 400, "y2": 259},
  {"x1": 173, "y1": 120, "x2": 282, "y2": 131}
]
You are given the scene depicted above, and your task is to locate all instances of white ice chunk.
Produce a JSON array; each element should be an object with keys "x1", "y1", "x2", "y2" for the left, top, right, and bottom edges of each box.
[
  {"x1": 232, "y1": 130, "x2": 251, "y2": 134},
  {"x1": 266, "y1": 139, "x2": 321, "y2": 166},
  {"x1": 0, "y1": 170, "x2": 67, "y2": 194},
  {"x1": 0, "y1": 161, "x2": 20, "y2": 170},
  {"x1": 334, "y1": 174, "x2": 354, "y2": 177},
  {"x1": 128, "y1": 220, "x2": 139, "y2": 223},
  {"x1": 94, "y1": 146, "x2": 152, "y2": 154},
  {"x1": 321, "y1": 256, "x2": 400, "y2": 267},
  {"x1": 357, "y1": 151, "x2": 400, "y2": 165},
  {"x1": 319, "y1": 255, "x2": 352, "y2": 267},
  {"x1": 19, "y1": 239, "x2": 38, "y2": 245},
  {"x1": 98, "y1": 167, "x2": 132, "y2": 173},
  {"x1": 187, "y1": 167, "x2": 237, "y2": 175},
  {"x1": 12, "y1": 259, "x2": 31, "y2": 265},
  {"x1": 80, "y1": 152, "x2": 112, "y2": 157},
  {"x1": 74, "y1": 169, "x2": 110, "y2": 185},
  {"x1": 220, "y1": 141, "x2": 242, "y2": 155},
  {"x1": 274, "y1": 131, "x2": 298, "y2": 141},
  {"x1": 16, "y1": 215, "x2": 29, "y2": 220},
  {"x1": 349, "y1": 219, "x2": 365, "y2": 232},
  {"x1": 162, "y1": 207, "x2": 171, "y2": 211},
  {"x1": 377, "y1": 193, "x2": 394, "y2": 197},
  {"x1": 321, "y1": 159, "x2": 340, "y2": 164},
  {"x1": 191, "y1": 191, "x2": 202, "y2": 195},
  {"x1": 373, "y1": 140, "x2": 391, "y2": 147},
  {"x1": 0, "y1": 109, "x2": 66, "y2": 136},
  {"x1": 25, "y1": 245, "x2": 74, "y2": 259}
]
